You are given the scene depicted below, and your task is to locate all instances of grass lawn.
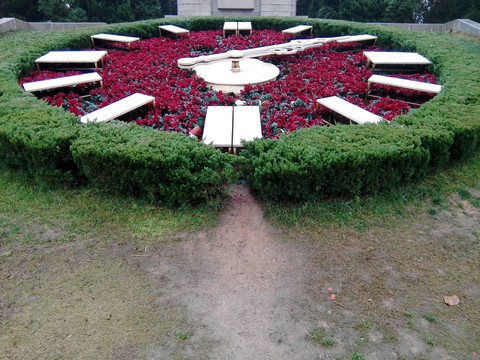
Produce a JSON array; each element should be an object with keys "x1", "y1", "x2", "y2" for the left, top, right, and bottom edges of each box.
[{"x1": 1, "y1": 150, "x2": 479, "y2": 359}]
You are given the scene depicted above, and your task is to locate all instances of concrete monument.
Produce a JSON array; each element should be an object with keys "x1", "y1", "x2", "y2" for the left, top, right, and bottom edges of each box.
[{"x1": 177, "y1": 0, "x2": 296, "y2": 17}]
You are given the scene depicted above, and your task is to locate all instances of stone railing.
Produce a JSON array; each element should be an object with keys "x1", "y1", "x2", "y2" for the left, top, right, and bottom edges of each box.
[
  {"x1": 0, "y1": 17, "x2": 106, "y2": 33},
  {"x1": 371, "y1": 19, "x2": 480, "y2": 37},
  {"x1": 2, "y1": 16, "x2": 479, "y2": 37}
]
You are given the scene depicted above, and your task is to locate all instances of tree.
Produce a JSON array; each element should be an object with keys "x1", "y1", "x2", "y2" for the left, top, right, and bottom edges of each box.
[
  {"x1": 338, "y1": 0, "x2": 388, "y2": 22},
  {"x1": 111, "y1": 0, "x2": 135, "y2": 23},
  {"x1": 307, "y1": 0, "x2": 389, "y2": 22},
  {"x1": 75, "y1": 0, "x2": 164, "y2": 23},
  {"x1": 304, "y1": 0, "x2": 426, "y2": 23},
  {"x1": 37, "y1": 0, "x2": 90, "y2": 21},
  {"x1": 2, "y1": 0, "x2": 170, "y2": 21},
  {"x1": 0, "y1": 0, "x2": 42, "y2": 21},
  {"x1": 317, "y1": 6, "x2": 338, "y2": 19},
  {"x1": 133, "y1": 0, "x2": 163, "y2": 21},
  {"x1": 423, "y1": 0, "x2": 480, "y2": 23},
  {"x1": 384, "y1": 0, "x2": 421, "y2": 23},
  {"x1": 69, "y1": 7, "x2": 88, "y2": 21},
  {"x1": 306, "y1": 0, "x2": 326, "y2": 18},
  {"x1": 38, "y1": 0, "x2": 70, "y2": 21},
  {"x1": 76, "y1": 0, "x2": 108, "y2": 22},
  {"x1": 308, "y1": 0, "x2": 340, "y2": 19},
  {"x1": 162, "y1": 0, "x2": 176, "y2": 15},
  {"x1": 296, "y1": 0, "x2": 310, "y2": 15}
]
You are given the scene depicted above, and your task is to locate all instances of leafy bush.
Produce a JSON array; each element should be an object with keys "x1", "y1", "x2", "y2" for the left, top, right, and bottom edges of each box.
[
  {"x1": 71, "y1": 122, "x2": 235, "y2": 205},
  {"x1": 0, "y1": 92, "x2": 80, "y2": 184},
  {"x1": 241, "y1": 124, "x2": 429, "y2": 201}
]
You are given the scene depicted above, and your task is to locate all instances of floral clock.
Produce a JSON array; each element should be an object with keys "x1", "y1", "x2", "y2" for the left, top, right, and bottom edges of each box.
[{"x1": 20, "y1": 30, "x2": 439, "y2": 140}]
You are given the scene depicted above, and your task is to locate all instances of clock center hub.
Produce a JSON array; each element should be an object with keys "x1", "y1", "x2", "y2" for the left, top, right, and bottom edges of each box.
[{"x1": 193, "y1": 58, "x2": 279, "y2": 94}]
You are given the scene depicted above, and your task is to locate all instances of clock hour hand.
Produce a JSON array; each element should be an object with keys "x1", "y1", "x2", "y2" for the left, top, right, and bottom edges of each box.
[{"x1": 177, "y1": 35, "x2": 351, "y2": 69}]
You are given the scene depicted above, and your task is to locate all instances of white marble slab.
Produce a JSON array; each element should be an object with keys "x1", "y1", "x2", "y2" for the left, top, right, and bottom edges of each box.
[
  {"x1": 364, "y1": 51, "x2": 432, "y2": 67},
  {"x1": 91, "y1": 33, "x2": 140, "y2": 48},
  {"x1": 80, "y1": 93, "x2": 155, "y2": 124},
  {"x1": 282, "y1": 25, "x2": 313, "y2": 39},
  {"x1": 202, "y1": 106, "x2": 234, "y2": 147},
  {"x1": 233, "y1": 106, "x2": 262, "y2": 147},
  {"x1": 23, "y1": 72, "x2": 102, "y2": 92},
  {"x1": 317, "y1": 96, "x2": 383, "y2": 125},
  {"x1": 159, "y1": 24, "x2": 190, "y2": 37},
  {"x1": 337, "y1": 34, "x2": 377, "y2": 43},
  {"x1": 368, "y1": 74, "x2": 442, "y2": 94},
  {"x1": 202, "y1": 106, "x2": 262, "y2": 148},
  {"x1": 35, "y1": 50, "x2": 107, "y2": 69}
]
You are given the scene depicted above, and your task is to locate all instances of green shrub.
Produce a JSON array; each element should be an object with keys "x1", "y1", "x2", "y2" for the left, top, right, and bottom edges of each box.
[
  {"x1": 0, "y1": 93, "x2": 80, "y2": 184},
  {"x1": 70, "y1": 122, "x2": 236, "y2": 205},
  {"x1": 241, "y1": 124, "x2": 429, "y2": 201}
]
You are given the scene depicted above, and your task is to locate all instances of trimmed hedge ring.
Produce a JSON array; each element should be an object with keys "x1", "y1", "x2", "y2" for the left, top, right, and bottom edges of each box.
[{"x1": 0, "y1": 17, "x2": 479, "y2": 204}]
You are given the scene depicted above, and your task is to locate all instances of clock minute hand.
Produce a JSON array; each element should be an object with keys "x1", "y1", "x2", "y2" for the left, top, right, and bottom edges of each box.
[{"x1": 177, "y1": 35, "x2": 351, "y2": 69}]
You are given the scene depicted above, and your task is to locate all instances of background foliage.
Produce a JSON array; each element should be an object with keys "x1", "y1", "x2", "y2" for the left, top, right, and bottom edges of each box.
[
  {"x1": 2, "y1": 0, "x2": 480, "y2": 23},
  {"x1": 0, "y1": 0, "x2": 177, "y2": 22},
  {"x1": 296, "y1": 0, "x2": 480, "y2": 23}
]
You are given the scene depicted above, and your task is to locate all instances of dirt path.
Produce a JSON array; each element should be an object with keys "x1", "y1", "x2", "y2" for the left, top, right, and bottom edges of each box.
[
  {"x1": 137, "y1": 185, "x2": 480, "y2": 360},
  {"x1": 143, "y1": 185, "x2": 326, "y2": 359}
]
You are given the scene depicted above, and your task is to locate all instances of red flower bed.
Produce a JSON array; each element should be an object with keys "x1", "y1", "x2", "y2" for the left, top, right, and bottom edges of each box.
[{"x1": 20, "y1": 30, "x2": 439, "y2": 138}]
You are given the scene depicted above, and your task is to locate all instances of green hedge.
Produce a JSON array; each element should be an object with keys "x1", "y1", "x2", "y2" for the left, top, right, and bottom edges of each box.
[
  {"x1": 70, "y1": 123, "x2": 235, "y2": 205},
  {"x1": 0, "y1": 91, "x2": 81, "y2": 184},
  {"x1": 0, "y1": 16, "x2": 479, "y2": 203},
  {"x1": 241, "y1": 124, "x2": 429, "y2": 201}
]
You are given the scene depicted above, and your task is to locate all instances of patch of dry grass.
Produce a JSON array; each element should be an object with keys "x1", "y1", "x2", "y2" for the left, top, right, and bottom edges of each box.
[{"x1": 0, "y1": 243, "x2": 187, "y2": 359}]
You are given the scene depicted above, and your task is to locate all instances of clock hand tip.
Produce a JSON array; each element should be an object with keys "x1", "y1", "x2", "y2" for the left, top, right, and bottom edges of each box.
[{"x1": 178, "y1": 57, "x2": 197, "y2": 68}]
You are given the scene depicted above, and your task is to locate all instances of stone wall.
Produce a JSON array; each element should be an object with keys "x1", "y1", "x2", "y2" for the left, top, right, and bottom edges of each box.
[
  {"x1": 212, "y1": 0, "x2": 261, "y2": 16},
  {"x1": 0, "y1": 17, "x2": 28, "y2": 32},
  {"x1": 0, "y1": 17, "x2": 106, "y2": 33},
  {"x1": 371, "y1": 19, "x2": 480, "y2": 37},
  {"x1": 177, "y1": 0, "x2": 296, "y2": 17},
  {"x1": 260, "y1": 0, "x2": 296, "y2": 17},
  {"x1": 26, "y1": 22, "x2": 106, "y2": 31},
  {"x1": 177, "y1": 0, "x2": 212, "y2": 16},
  {"x1": 452, "y1": 19, "x2": 480, "y2": 36}
]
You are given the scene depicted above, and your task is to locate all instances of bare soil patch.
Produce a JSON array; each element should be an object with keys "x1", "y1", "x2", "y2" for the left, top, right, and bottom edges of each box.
[
  {"x1": 137, "y1": 184, "x2": 480, "y2": 359},
  {"x1": 141, "y1": 184, "x2": 326, "y2": 359}
]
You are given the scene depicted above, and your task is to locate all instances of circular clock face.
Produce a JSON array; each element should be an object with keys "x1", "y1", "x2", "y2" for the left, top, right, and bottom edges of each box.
[
  {"x1": 20, "y1": 30, "x2": 438, "y2": 139},
  {"x1": 193, "y1": 58, "x2": 280, "y2": 94}
]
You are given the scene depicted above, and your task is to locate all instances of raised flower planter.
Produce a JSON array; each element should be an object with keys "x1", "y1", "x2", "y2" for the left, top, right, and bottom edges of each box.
[
  {"x1": 20, "y1": 30, "x2": 437, "y2": 138},
  {"x1": 1, "y1": 17, "x2": 479, "y2": 203}
]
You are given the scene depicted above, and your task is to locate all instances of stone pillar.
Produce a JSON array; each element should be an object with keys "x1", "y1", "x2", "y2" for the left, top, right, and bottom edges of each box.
[
  {"x1": 177, "y1": 0, "x2": 297, "y2": 17},
  {"x1": 260, "y1": 0, "x2": 296, "y2": 17},
  {"x1": 178, "y1": 0, "x2": 213, "y2": 17}
]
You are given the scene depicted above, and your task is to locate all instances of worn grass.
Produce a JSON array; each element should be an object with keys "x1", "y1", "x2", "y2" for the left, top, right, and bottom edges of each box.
[
  {"x1": 261, "y1": 152, "x2": 480, "y2": 359},
  {"x1": 1, "y1": 152, "x2": 479, "y2": 359},
  {"x1": 262, "y1": 151, "x2": 480, "y2": 231},
  {"x1": 0, "y1": 165, "x2": 216, "y2": 359},
  {"x1": 1, "y1": 252, "x2": 187, "y2": 359},
  {"x1": 0, "y1": 165, "x2": 218, "y2": 247}
]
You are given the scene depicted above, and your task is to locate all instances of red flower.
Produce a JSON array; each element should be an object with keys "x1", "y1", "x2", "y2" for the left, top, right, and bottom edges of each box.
[{"x1": 20, "y1": 30, "x2": 438, "y2": 138}]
